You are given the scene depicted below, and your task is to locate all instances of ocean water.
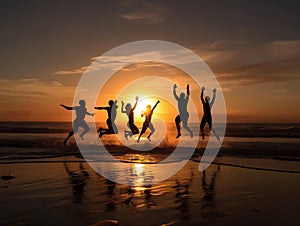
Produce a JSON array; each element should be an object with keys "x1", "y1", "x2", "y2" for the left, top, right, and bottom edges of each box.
[{"x1": 0, "y1": 122, "x2": 300, "y2": 161}]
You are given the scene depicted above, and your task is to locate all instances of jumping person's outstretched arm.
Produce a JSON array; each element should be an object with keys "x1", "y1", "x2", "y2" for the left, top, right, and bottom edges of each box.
[
  {"x1": 152, "y1": 100, "x2": 160, "y2": 111},
  {"x1": 121, "y1": 101, "x2": 126, "y2": 113},
  {"x1": 200, "y1": 87, "x2": 205, "y2": 104},
  {"x1": 173, "y1": 84, "x2": 179, "y2": 101},
  {"x1": 60, "y1": 104, "x2": 73, "y2": 110},
  {"x1": 132, "y1": 96, "x2": 138, "y2": 111},
  {"x1": 94, "y1": 106, "x2": 109, "y2": 110},
  {"x1": 86, "y1": 111, "x2": 95, "y2": 117},
  {"x1": 210, "y1": 88, "x2": 217, "y2": 108}
]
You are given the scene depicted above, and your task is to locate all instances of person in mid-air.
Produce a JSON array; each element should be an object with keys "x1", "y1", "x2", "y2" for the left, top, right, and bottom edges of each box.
[
  {"x1": 137, "y1": 100, "x2": 160, "y2": 143},
  {"x1": 200, "y1": 87, "x2": 219, "y2": 140},
  {"x1": 173, "y1": 84, "x2": 193, "y2": 138},
  {"x1": 121, "y1": 96, "x2": 139, "y2": 140},
  {"x1": 95, "y1": 100, "x2": 118, "y2": 137},
  {"x1": 60, "y1": 100, "x2": 94, "y2": 145}
]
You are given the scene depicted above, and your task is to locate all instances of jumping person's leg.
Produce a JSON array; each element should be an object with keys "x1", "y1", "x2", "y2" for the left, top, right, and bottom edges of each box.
[
  {"x1": 63, "y1": 130, "x2": 74, "y2": 146},
  {"x1": 175, "y1": 115, "x2": 181, "y2": 138},
  {"x1": 130, "y1": 123, "x2": 139, "y2": 135},
  {"x1": 106, "y1": 118, "x2": 114, "y2": 132},
  {"x1": 147, "y1": 122, "x2": 155, "y2": 141},
  {"x1": 124, "y1": 130, "x2": 133, "y2": 140},
  {"x1": 182, "y1": 120, "x2": 193, "y2": 138},
  {"x1": 208, "y1": 117, "x2": 220, "y2": 140},
  {"x1": 125, "y1": 122, "x2": 139, "y2": 139},
  {"x1": 100, "y1": 127, "x2": 116, "y2": 137},
  {"x1": 124, "y1": 123, "x2": 130, "y2": 140},
  {"x1": 79, "y1": 121, "x2": 90, "y2": 140},
  {"x1": 97, "y1": 127, "x2": 106, "y2": 132},
  {"x1": 98, "y1": 118, "x2": 113, "y2": 137},
  {"x1": 200, "y1": 116, "x2": 207, "y2": 140},
  {"x1": 64, "y1": 120, "x2": 80, "y2": 145},
  {"x1": 111, "y1": 121, "x2": 118, "y2": 134},
  {"x1": 96, "y1": 118, "x2": 112, "y2": 134},
  {"x1": 97, "y1": 118, "x2": 110, "y2": 133},
  {"x1": 137, "y1": 123, "x2": 148, "y2": 142}
]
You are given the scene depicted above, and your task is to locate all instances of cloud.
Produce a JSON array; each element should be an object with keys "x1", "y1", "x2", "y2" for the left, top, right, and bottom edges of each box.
[
  {"x1": 0, "y1": 78, "x2": 75, "y2": 120},
  {"x1": 0, "y1": 78, "x2": 73, "y2": 104},
  {"x1": 53, "y1": 39, "x2": 300, "y2": 88},
  {"x1": 119, "y1": 0, "x2": 168, "y2": 23},
  {"x1": 52, "y1": 66, "x2": 88, "y2": 75},
  {"x1": 192, "y1": 40, "x2": 300, "y2": 86}
]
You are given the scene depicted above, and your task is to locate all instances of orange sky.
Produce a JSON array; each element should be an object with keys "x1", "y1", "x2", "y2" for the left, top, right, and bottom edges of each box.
[
  {"x1": 0, "y1": 61, "x2": 299, "y2": 123},
  {"x1": 0, "y1": 1, "x2": 299, "y2": 123}
]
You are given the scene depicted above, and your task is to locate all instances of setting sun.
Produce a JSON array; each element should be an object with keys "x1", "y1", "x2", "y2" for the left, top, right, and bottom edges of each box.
[{"x1": 132, "y1": 97, "x2": 158, "y2": 117}]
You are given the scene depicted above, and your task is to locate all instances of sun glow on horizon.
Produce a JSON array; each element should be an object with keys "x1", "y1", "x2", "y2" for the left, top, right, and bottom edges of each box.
[{"x1": 132, "y1": 96, "x2": 158, "y2": 117}]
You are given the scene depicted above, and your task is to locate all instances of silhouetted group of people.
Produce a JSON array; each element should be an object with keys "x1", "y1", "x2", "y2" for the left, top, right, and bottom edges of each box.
[
  {"x1": 61, "y1": 84, "x2": 218, "y2": 145},
  {"x1": 61, "y1": 97, "x2": 160, "y2": 145},
  {"x1": 173, "y1": 84, "x2": 219, "y2": 141}
]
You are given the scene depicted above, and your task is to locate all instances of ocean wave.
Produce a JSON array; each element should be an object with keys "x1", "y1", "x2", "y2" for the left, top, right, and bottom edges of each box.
[{"x1": 1, "y1": 122, "x2": 300, "y2": 138}]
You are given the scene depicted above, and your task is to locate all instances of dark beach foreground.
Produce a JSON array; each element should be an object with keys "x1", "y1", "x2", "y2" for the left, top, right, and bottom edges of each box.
[{"x1": 1, "y1": 156, "x2": 300, "y2": 226}]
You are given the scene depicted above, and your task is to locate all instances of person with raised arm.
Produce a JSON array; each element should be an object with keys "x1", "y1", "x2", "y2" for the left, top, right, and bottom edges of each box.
[
  {"x1": 137, "y1": 100, "x2": 160, "y2": 143},
  {"x1": 173, "y1": 84, "x2": 193, "y2": 138},
  {"x1": 121, "y1": 96, "x2": 139, "y2": 140},
  {"x1": 200, "y1": 87, "x2": 219, "y2": 140}
]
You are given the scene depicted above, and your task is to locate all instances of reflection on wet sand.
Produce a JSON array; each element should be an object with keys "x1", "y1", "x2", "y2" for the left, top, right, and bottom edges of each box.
[
  {"x1": 1, "y1": 158, "x2": 299, "y2": 226},
  {"x1": 64, "y1": 162, "x2": 89, "y2": 203},
  {"x1": 201, "y1": 165, "x2": 221, "y2": 219},
  {"x1": 63, "y1": 161, "x2": 221, "y2": 224},
  {"x1": 124, "y1": 186, "x2": 136, "y2": 206},
  {"x1": 144, "y1": 184, "x2": 155, "y2": 208},
  {"x1": 121, "y1": 163, "x2": 156, "y2": 208},
  {"x1": 173, "y1": 168, "x2": 194, "y2": 220},
  {"x1": 105, "y1": 179, "x2": 116, "y2": 211}
]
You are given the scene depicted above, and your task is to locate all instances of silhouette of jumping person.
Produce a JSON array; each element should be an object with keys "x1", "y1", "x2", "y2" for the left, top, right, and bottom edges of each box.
[
  {"x1": 137, "y1": 100, "x2": 160, "y2": 143},
  {"x1": 200, "y1": 87, "x2": 219, "y2": 140},
  {"x1": 60, "y1": 100, "x2": 94, "y2": 145},
  {"x1": 95, "y1": 100, "x2": 118, "y2": 137},
  {"x1": 121, "y1": 96, "x2": 139, "y2": 140},
  {"x1": 173, "y1": 84, "x2": 193, "y2": 138}
]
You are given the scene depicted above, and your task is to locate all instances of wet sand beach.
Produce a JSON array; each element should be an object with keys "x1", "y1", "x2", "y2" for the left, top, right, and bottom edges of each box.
[{"x1": 1, "y1": 156, "x2": 300, "y2": 226}]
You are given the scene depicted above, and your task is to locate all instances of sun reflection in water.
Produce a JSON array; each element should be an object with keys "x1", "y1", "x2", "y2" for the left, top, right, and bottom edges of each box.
[
  {"x1": 129, "y1": 163, "x2": 153, "y2": 190},
  {"x1": 134, "y1": 163, "x2": 144, "y2": 175}
]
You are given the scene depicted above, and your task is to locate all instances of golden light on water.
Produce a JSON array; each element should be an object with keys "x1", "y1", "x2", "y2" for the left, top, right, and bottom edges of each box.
[
  {"x1": 133, "y1": 163, "x2": 144, "y2": 176},
  {"x1": 132, "y1": 163, "x2": 147, "y2": 189}
]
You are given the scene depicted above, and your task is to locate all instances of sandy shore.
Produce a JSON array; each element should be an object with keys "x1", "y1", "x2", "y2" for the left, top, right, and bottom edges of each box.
[{"x1": 0, "y1": 156, "x2": 300, "y2": 226}]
